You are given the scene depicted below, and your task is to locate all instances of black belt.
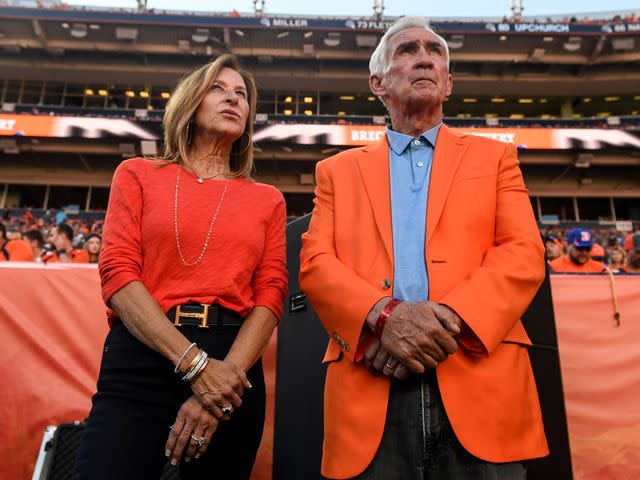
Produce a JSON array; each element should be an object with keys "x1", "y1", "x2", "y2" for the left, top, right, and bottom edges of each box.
[{"x1": 167, "y1": 303, "x2": 243, "y2": 328}]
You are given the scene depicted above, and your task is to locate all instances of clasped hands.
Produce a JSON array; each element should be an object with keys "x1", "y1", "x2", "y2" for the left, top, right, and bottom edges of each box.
[
  {"x1": 364, "y1": 300, "x2": 462, "y2": 379},
  {"x1": 165, "y1": 358, "x2": 250, "y2": 464}
]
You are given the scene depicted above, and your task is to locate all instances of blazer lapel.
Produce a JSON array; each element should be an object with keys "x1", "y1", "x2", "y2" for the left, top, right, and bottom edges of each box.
[
  {"x1": 356, "y1": 137, "x2": 393, "y2": 263},
  {"x1": 426, "y1": 125, "x2": 470, "y2": 244}
]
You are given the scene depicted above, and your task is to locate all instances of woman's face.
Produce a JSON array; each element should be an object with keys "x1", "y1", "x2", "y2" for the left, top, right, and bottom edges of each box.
[
  {"x1": 610, "y1": 249, "x2": 623, "y2": 264},
  {"x1": 193, "y1": 67, "x2": 250, "y2": 143}
]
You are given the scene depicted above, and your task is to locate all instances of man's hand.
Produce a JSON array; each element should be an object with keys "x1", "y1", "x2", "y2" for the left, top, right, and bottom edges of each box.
[
  {"x1": 363, "y1": 337, "x2": 410, "y2": 380},
  {"x1": 380, "y1": 301, "x2": 458, "y2": 373}
]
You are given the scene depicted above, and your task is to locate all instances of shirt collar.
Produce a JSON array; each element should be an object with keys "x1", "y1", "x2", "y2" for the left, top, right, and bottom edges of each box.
[{"x1": 386, "y1": 122, "x2": 442, "y2": 155}]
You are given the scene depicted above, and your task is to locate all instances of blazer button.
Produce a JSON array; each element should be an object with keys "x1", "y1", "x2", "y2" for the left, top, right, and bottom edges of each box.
[
  {"x1": 381, "y1": 278, "x2": 391, "y2": 290},
  {"x1": 344, "y1": 343, "x2": 350, "y2": 352}
]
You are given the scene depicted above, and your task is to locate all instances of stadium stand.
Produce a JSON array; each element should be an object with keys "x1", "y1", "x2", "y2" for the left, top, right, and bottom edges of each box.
[{"x1": 0, "y1": 4, "x2": 638, "y2": 227}]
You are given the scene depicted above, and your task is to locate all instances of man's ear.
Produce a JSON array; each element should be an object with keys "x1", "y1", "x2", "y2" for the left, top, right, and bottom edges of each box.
[
  {"x1": 369, "y1": 74, "x2": 386, "y2": 100},
  {"x1": 445, "y1": 74, "x2": 453, "y2": 98}
]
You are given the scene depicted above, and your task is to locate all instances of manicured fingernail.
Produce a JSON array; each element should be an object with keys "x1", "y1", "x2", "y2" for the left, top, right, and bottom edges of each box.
[
  {"x1": 170, "y1": 458, "x2": 178, "y2": 466},
  {"x1": 194, "y1": 453, "x2": 201, "y2": 459},
  {"x1": 247, "y1": 381, "x2": 252, "y2": 388},
  {"x1": 165, "y1": 450, "x2": 170, "y2": 457},
  {"x1": 185, "y1": 457, "x2": 191, "y2": 462}
]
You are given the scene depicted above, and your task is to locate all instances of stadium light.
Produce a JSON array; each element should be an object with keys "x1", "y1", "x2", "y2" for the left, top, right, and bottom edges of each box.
[
  {"x1": 605, "y1": 96, "x2": 620, "y2": 102},
  {"x1": 491, "y1": 97, "x2": 506, "y2": 103},
  {"x1": 235, "y1": 29, "x2": 245, "y2": 37},
  {"x1": 192, "y1": 28, "x2": 210, "y2": 43},
  {"x1": 84, "y1": 89, "x2": 94, "y2": 95},
  {"x1": 583, "y1": 97, "x2": 592, "y2": 103},
  {"x1": 125, "y1": 90, "x2": 136, "y2": 97},
  {"x1": 283, "y1": 109, "x2": 293, "y2": 115},
  {"x1": 324, "y1": 33, "x2": 341, "y2": 47},
  {"x1": 139, "y1": 91, "x2": 149, "y2": 98},
  {"x1": 284, "y1": 96, "x2": 293, "y2": 103},
  {"x1": 367, "y1": 96, "x2": 376, "y2": 101},
  {"x1": 98, "y1": 89, "x2": 108, "y2": 96},
  {"x1": 304, "y1": 31, "x2": 313, "y2": 39},
  {"x1": 463, "y1": 98, "x2": 477, "y2": 103},
  {"x1": 539, "y1": 98, "x2": 547, "y2": 103},
  {"x1": 70, "y1": 24, "x2": 88, "y2": 39},
  {"x1": 304, "y1": 110, "x2": 313, "y2": 116},
  {"x1": 499, "y1": 35, "x2": 507, "y2": 41},
  {"x1": 161, "y1": 92, "x2": 171, "y2": 99},
  {"x1": 277, "y1": 31, "x2": 290, "y2": 39},
  {"x1": 338, "y1": 111, "x2": 346, "y2": 116},
  {"x1": 518, "y1": 98, "x2": 534, "y2": 103},
  {"x1": 340, "y1": 96, "x2": 355, "y2": 101},
  {"x1": 115, "y1": 27, "x2": 138, "y2": 41},
  {"x1": 563, "y1": 37, "x2": 582, "y2": 52},
  {"x1": 303, "y1": 97, "x2": 313, "y2": 103},
  {"x1": 448, "y1": 35, "x2": 464, "y2": 50}
]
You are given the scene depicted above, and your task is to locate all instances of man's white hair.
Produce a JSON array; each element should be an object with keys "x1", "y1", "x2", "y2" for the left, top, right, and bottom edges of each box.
[{"x1": 369, "y1": 16, "x2": 450, "y2": 77}]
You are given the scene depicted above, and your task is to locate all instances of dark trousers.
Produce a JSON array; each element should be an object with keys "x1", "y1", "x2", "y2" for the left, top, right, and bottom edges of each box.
[
  {"x1": 74, "y1": 320, "x2": 265, "y2": 480},
  {"x1": 351, "y1": 371, "x2": 526, "y2": 480}
]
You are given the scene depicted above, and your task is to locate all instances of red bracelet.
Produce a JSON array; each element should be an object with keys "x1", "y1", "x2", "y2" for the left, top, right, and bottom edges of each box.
[{"x1": 374, "y1": 298, "x2": 401, "y2": 337}]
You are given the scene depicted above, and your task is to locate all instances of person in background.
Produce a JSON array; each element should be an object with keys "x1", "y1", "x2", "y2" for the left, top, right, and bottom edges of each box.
[
  {"x1": 84, "y1": 233, "x2": 102, "y2": 263},
  {"x1": 0, "y1": 222, "x2": 35, "y2": 262},
  {"x1": 544, "y1": 234, "x2": 564, "y2": 262},
  {"x1": 24, "y1": 230, "x2": 46, "y2": 262},
  {"x1": 620, "y1": 232, "x2": 640, "y2": 273},
  {"x1": 43, "y1": 223, "x2": 86, "y2": 263},
  {"x1": 550, "y1": 228, "x2": 606, "y2": 273},
  {"x1": 608, "y1": 246, "x2": 626, "y2": 272}
]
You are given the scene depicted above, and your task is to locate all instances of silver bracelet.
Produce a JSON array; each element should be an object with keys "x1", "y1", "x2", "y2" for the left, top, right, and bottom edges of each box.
[
  {"x1": 182, "y1": 350, "x2": 208, "y2": 383},
  {"x1": 174, "y1": 342, "x2": 197, "y2": 374}
]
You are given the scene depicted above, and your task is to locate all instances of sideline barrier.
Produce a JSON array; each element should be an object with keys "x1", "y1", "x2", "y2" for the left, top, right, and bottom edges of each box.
[
  {"x1": 0, "y1": 263, "x2": 275, "y2": 480},
  {"x1": 0, "y1": 263, "x2": 638, "y2": 479},
  {"x1": 550, "y1": 274, "x2": 640, "y2": 480}
]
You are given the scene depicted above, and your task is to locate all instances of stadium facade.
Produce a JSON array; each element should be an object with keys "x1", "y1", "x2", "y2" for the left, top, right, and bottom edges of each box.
[{"x1": 0, "y1": 5, "x2": 639, "y2": 225}]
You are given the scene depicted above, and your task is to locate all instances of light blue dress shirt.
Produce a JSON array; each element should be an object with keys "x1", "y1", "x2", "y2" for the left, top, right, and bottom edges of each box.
[{"x1": 387, "y1": 123, "x2": 441, "y2": 303}]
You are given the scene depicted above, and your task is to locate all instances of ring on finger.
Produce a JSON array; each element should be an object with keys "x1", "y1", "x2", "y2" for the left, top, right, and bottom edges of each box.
[
  {"x1": 384, "y1": 361, "x2": 395, "y2": 370},
  {"x1": 222, "y1": 405, "x2": 233, "y2": 415},
  {"x1": 190, "y1": 433, "x2": 206, "y2": 447}
]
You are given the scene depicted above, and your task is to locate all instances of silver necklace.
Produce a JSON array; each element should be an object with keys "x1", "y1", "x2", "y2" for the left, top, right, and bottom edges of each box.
[{"x1": 174, "y1": 165, "x2": 228, "y2": 266}]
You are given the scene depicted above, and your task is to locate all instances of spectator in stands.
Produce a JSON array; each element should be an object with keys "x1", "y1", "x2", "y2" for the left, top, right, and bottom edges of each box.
[
  {"x1": 621, "y1": 232, "x2": 640, "y2": 273},
  {"x1": 74, "y1": 54, "x2": 287, "y2": 480},
  {"x1": 23, "y1": 230, "x2": 46, "y2": 262},
  {"x1": 0, "y1": 222, "x2": 35, "y2": 262},
  {"x1": 43, "y1": 223, "x2": 87, "y2": 263},
  {"x1": 608, "y1": 246, "x2": 626, "y2": 272},
  {"x1": 544, "y1": 234, "x2": 564, "y2": 261},
  {"x1": 86, "y1": 232, "x2": 102, "y2": 263},
  {"x1": 550, "y1": 228, "x2": 607, "y2": 273}
]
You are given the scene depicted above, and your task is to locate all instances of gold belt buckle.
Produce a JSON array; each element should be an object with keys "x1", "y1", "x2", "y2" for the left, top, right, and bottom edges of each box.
[{"x1": 174, "y1": 304, "x2": 211, "y2": 328}]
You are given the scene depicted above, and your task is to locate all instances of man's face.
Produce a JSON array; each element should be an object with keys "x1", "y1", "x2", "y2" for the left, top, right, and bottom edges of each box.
[
  {"x1": 545, "y1": 241, "x2": 563, "y2": 261},
  {"x1": 629, "y1": 250, "x2": 640, "y2": 269},
  {"x1": 371, "y1": 28, "x2": 452, "y2": 117},
  {"x1": 569, "y1": 246, "x2": 591, "y2": 265}
]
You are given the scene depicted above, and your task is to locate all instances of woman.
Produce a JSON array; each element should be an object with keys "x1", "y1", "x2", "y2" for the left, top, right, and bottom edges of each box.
[
  {"x1": 608, "y1": 245, "x2": 626, "y2": 272},
  {"x1": 74, "y1": 54, "x2": 287, "y2": 480}
]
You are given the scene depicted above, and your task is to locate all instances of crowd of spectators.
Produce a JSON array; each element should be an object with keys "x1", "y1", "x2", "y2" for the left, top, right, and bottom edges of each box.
[
  {"x1": 543, "y1": 227, "x2": 640, "y2": 274},
  {"x1": 2, "y1": 206, "x2": 639, "y2": 275},
  {"x1": 0, "y1": 209, "x2": 103, "y2": 264}
]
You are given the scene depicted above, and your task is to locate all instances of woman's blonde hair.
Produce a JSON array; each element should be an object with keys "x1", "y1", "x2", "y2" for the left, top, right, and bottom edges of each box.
[{"x1": 162, "y1": 54, "x2": 257, "y2": 179}]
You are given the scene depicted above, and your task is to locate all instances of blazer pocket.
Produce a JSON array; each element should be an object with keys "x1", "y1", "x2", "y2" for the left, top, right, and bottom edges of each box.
[{"x1": 454, "y1": 172, "x2": 497, "y2": 182}]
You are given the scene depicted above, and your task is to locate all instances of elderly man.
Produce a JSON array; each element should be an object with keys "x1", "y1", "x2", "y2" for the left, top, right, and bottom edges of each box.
[{"x1": 300, "y1": 16, "x2": 548, "y2": 479}]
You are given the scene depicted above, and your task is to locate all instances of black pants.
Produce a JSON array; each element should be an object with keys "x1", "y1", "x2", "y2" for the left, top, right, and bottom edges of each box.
[
  {"x1": 74, "y1": 320, "x2": 265, "y2": 480},
  {"x1": 351, "y1": 371, "x2": 526, "y2": 480}
]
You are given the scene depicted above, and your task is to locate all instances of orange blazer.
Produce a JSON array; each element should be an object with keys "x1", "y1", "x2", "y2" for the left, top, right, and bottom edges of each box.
[{"x1": 299, "y1": 125, "x2": 548, "y2": 479}]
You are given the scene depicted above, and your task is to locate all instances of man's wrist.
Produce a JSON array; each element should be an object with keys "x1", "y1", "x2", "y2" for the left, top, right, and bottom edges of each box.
[
  {"x1": 374, "y1": 298, "x2": 401, "y2": 337},
  {"x1": 365, "y1": 297, "x2": 392, "y2": 331}
]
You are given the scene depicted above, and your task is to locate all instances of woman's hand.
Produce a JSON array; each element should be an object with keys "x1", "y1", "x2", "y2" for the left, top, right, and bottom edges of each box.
[
  {"x1": 165, "y1": 395, "x2": 218, "y2": 465},
  {"x1": 190, "y1": 358, "x2": 252, "y2": 419}
]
